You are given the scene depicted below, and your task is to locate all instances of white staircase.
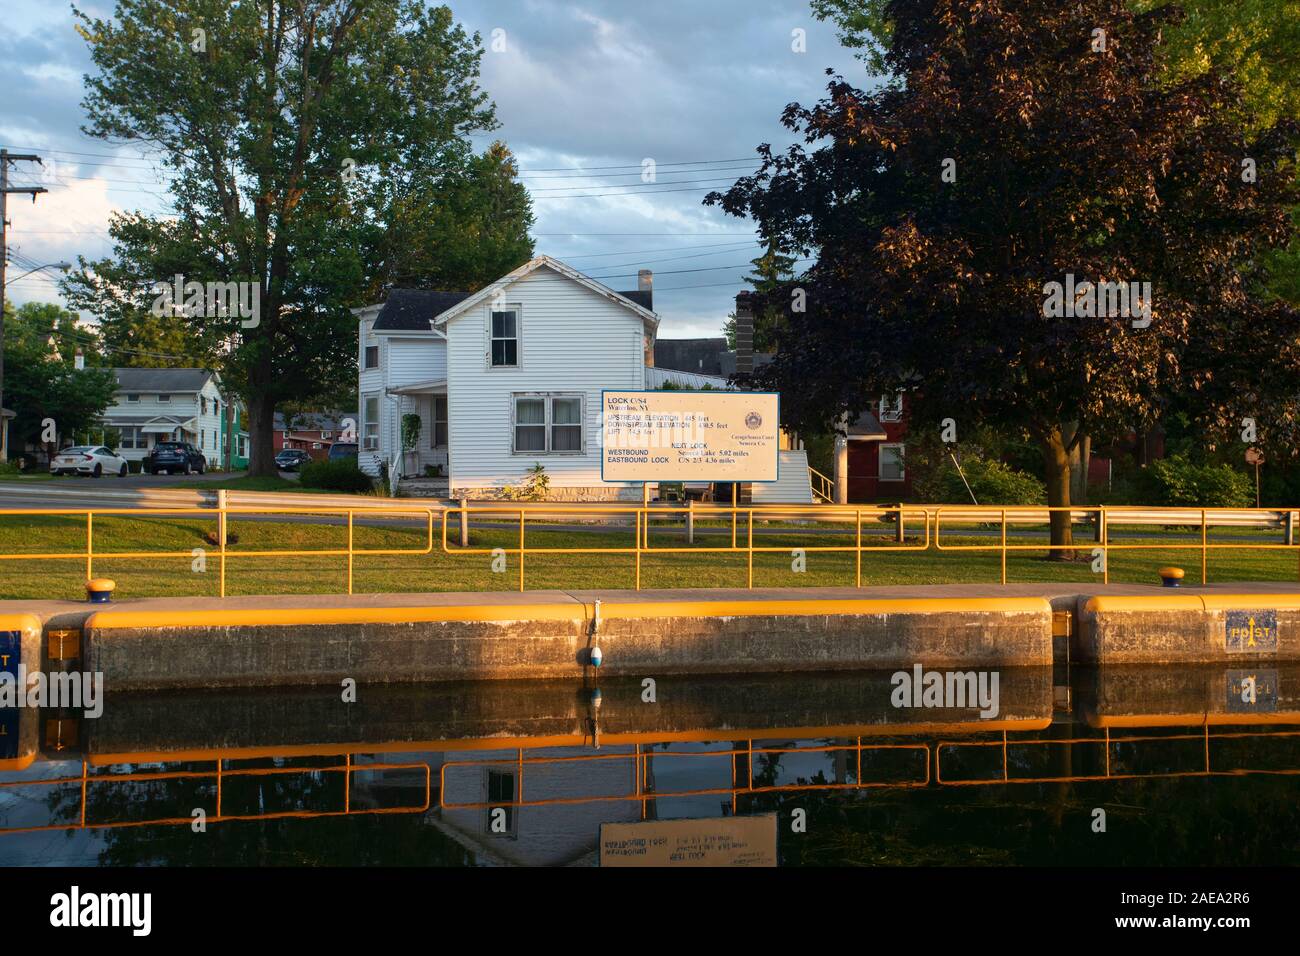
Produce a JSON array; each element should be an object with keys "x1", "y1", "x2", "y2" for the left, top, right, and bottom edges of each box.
[{"x1": 750, "y1": 449, "x2": 815, "y2": 504}]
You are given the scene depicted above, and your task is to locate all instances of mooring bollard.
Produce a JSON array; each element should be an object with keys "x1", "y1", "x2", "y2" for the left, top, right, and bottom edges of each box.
[
  {"x1": 1158, "y1": 566, "x2": 1185, "y2": 588},
  {"x1": 459, "y1": 497, "x2": 469, "y2": 548},
  {"x1": 86, "y1": 578, "x2": 116, "y2": 603}
]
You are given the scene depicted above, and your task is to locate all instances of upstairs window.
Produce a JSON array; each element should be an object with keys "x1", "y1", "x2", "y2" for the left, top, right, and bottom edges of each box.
[
  {"x1": 490, "y1": 310, "x2": 519, "y2": 367},
  {"x1": 157, "y1": 394, "x2": 171, "y2": 404},
  {"x1": 364, "y1": 344, "x2": 379, "y2": 369},
  {"x1": 125, "y1": 393, "x2": 140, "y2": 403},
  {"x1": 879, "y1": 394, "x2": 904, "y2": 422}
]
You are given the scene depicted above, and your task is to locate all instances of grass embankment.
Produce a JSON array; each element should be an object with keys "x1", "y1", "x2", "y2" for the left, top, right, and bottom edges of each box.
[{"x1": 0, "y1": 511, "x2": 1296, "y2": 601}]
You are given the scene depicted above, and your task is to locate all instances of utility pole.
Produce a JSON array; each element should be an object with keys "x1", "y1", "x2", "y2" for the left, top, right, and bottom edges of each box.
[{"x1": 0, "y1": 149, "x2": 48, "y2": 460}]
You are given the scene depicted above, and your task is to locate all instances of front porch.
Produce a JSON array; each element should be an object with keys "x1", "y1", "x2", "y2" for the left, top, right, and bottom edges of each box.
[{"x1": 385, "y1": 380, "x2": 448, "y2": 489}]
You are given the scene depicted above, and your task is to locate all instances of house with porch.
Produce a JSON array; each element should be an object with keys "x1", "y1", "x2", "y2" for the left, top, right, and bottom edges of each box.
[
  {"x1": 101, "y1": 368, "x2": 227, "y2": 468},
  {"x1": 358, "y1": 256, "x2": 756, "y2": 499}
]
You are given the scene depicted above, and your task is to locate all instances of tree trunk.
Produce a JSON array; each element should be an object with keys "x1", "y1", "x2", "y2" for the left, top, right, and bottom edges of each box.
[
  {"x1": 1041, "y1": 427, "x2": 1076, "y2": 561},
  {"x1": 246, "y1": 390, "x2": 278, "y2": 477}
]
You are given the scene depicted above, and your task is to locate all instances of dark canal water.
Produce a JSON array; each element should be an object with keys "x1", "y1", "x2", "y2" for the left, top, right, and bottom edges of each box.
[{"x1": 1, "y1": 664, "x2": 1297, "y2": 866}]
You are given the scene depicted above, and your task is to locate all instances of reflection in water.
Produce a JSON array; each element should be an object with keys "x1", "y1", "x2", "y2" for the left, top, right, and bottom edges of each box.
[{"x1": 0, "y1": 664, "x2": 1297, "y2": 866}]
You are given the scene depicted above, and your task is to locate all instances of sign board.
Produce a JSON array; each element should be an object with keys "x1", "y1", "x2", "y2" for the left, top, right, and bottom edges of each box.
[
  {"x1": 1224, "y1": 610, "x2": 1278, "y2": 653},
  {"x1": 600, "y1": 391, "x2": 779, "y2": 482},
  {"x1": 0, "y1": 631, "x2": 20, "y2": 760},
  {"x1": 599, "y1": 814, "x2": 778, "y2": 867}
]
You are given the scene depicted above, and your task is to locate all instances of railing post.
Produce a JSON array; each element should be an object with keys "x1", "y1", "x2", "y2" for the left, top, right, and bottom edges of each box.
[
  {"x1": 746, "y1": 510, "x2": 754, "y2": 588},
  {"x1": 731, "y1": 483, "x2": 737, "y2": 549},
  {"x1": 1102, "y1": 507, "x2": 1109, "y2": 585},
  {"x1": 346, "y1": 510, "x2": 354, "y2": 595},
  {"x1": 635, "y1": 510, "x2": 641, "y2": 590},
  {"x1": 518, "y1": 509, "x2": 525, "y2": 593},
  {"x1": 686, "y1": 498, "x2": 694, "y2": 545},
  {"x1": 895, "y1": 503, "x2": 904, "y2": 544},
  {"x1": 1000, "y1": 509, "x2": 1007, "y2": 585},
  {"x1": 855, "y1": 509, "x2": 862, "y2": 588},
  {"x1": 459, "y1": 497, "x2": 468, "y2": 548},
  {"x1": 1201, "y1": 509, "x2": 1208, "y2": 585},
  {"x1": 1286, "y1": 510, "x2": 1295, "y2": 547},
  {"x1": 85, "y1": 512, "x2": 92, "y2": 582},
  {"x1": 218, "y1": 489, "x2": 228, "y2": 598}
]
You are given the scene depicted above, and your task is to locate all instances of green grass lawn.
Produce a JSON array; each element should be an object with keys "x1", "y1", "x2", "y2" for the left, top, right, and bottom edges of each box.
[
  {"x1": 0, "y1": 511, "x2": 1297, "y2": 601},
  {"x1": 0, "y1": 472, "x2": 55, "y2": 482}
]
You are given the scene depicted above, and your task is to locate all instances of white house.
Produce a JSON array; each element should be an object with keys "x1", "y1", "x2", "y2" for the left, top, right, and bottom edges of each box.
[
  {"x1": 356, "y1": 255, "x2": 731, "y2": 500},
  {"x1": 101, "y1": 368, "x2": 228, "y2": 467}
]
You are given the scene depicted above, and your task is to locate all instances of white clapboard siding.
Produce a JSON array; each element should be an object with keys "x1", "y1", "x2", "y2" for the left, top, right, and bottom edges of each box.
[
  {"x1": 447, "y1": 267, "x2": 647, "y2": 488},
  {"x1": 750, "y1": 449, "x2": 815, "y2": 504}
]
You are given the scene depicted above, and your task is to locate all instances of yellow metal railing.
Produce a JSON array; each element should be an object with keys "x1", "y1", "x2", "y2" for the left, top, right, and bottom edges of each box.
[
  {"x1": 808, "y1": 466, "x2": 835, "y2": 504},
  {"x1": 441, "y1": 504, "x2": 931, "y2": 591},
  {"x1": 0, "y1": 505, "x2": 437, "y2": 598},
  {"x1": 1, "y1": 501, "x2": 1299, "y2": 596}
]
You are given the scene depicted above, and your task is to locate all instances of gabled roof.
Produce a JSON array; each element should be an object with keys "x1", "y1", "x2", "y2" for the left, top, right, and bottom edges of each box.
[
  {"x1": 372, "y1": 290, "x2": 472, "y2": 332},
  {"x1": 111, "y1": 368, "x2": 218, "y2": 392},
  {"x1": 431, "y1": 256, "x2": 658, "y2": 332}
]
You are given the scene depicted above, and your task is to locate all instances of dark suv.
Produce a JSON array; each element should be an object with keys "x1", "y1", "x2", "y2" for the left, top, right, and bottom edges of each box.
[
  {"x1": 328, "y1": 442, "x2": 358, "y2": 462},
  {"x1": 275, "y1": 449, "x2": 313, "y2": 471},
  {"x1": 144, "y1": 441, "x2": 207, "y2": 475}
]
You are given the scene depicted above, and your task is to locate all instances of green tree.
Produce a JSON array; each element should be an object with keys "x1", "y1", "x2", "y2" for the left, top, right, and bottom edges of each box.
[
  {"x1": 62, "y1": 0, "x2": 528, "y2": 475},
  {"x1": 710, "y1": 0, "x2": 1300, "y2": 556},
  {"x1": 1, "y1": 302, "x2": 117, "y2": 458}
]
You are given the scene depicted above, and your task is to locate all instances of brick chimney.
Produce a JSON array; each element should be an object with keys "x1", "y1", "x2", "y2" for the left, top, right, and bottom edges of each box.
[{"x1": 734, "y1": 291, "x2": 754, "y2": 376}]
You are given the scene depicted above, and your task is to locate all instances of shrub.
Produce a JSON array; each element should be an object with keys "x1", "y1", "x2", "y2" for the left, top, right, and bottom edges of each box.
[
  {"x1": 299, "y1": 459, "x2": 373, "y2": 493},
  {"x1": 914, "y1": 455, "x2": 1045, "y2": 505},
  {"x1": 0, "y1": 460, "x2": 21, "y2": 476},
  {"x1": 503, "y1": 463, "x2": 551, "y2": 501},
  {"x1": 1138, "y1": 456, "x2": 1253, "y2": 508}
]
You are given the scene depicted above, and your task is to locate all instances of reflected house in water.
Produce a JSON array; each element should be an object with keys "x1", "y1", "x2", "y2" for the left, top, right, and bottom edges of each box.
[{"x1": 2, "y1": 666, "x2": 1298, "y2": 866}]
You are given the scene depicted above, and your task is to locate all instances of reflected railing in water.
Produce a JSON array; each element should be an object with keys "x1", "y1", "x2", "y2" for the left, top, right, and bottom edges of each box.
[{"x1": 2, "y1": 718, "x2": 1298, "y2": 835}]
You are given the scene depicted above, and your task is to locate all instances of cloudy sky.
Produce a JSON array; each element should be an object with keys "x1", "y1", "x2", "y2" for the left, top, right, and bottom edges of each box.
[{"x1": 1, "y1": 0, "x2": 865, "y2": 338}]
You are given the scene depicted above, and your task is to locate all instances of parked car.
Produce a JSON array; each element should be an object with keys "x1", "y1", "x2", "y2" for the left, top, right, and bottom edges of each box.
[
  {"x1": 50, "y1": 446, "x2": 129, "y2": 478},
  {"x1": 328, "y1": 442, "x2": 358, "y2": 463},
  {"x1": 275, "y1": 449, "x2": 313, "y2": 471},
  {"x1": 144, "y1": 441, "x2": 207, "y2": 475}
]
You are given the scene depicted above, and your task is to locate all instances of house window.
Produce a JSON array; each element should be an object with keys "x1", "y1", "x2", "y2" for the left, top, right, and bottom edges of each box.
[
  {"x1": 485, "y1": 769, "x2": 516, "y2": 836},
  {"x1": 880, "y1": 443, "x2": 906, "y2": 481},
  {"x1": 119, "y1": 427, "x2": 143, "y2": 450},
  {"x1": 321, "y1": 431, "x2": 332, "y2": 440},
  {"x1": 125, "y1": 394, "x2": 140, "y2": 403},
  {"x1": 490, "y1": 309, "x2": 519, "y2": 367},
  {"x1": 157, "y1": 394, "x2": 171, "y2": 404},
  {"x1": 879, "y1": 394, "x2": 904, "y2": 422},
  {"x1": 364, "y1": 345, "x2": 379, "y2": 369},
  {"x1": 432, "y1": 396, "x2": 448, "y2": 448},
  {"x1": 512, "y1": 393, "x2": 584, "y2": 455},
  {"x1": 313, "y1": 442, "x2": 322, "y2": 450},
  {"x1": 200, "y1": 397, "x2": 207, "y2": 414},
  {"x1": 363, "y1": 395, "x2": 380, "y2": 451}
]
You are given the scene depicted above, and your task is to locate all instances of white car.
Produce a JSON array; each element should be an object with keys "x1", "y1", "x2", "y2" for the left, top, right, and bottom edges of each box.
[{"x1": 50, "y1": 445, "x2": 130, "y2": 478}]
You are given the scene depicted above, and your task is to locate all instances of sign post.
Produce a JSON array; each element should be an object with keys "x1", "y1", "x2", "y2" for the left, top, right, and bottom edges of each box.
[{"x1": 1246, "y1": 447, "x2": 1264, "y2": 508}]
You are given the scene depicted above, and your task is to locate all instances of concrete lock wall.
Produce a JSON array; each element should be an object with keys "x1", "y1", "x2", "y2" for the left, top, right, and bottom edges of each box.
[
  {"x1": 1079, "y1": 594, "x2": 1300, "y2": 664},
  {"x1": 82, "y1": 597, "x2": 1054, "y2": 690}
]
